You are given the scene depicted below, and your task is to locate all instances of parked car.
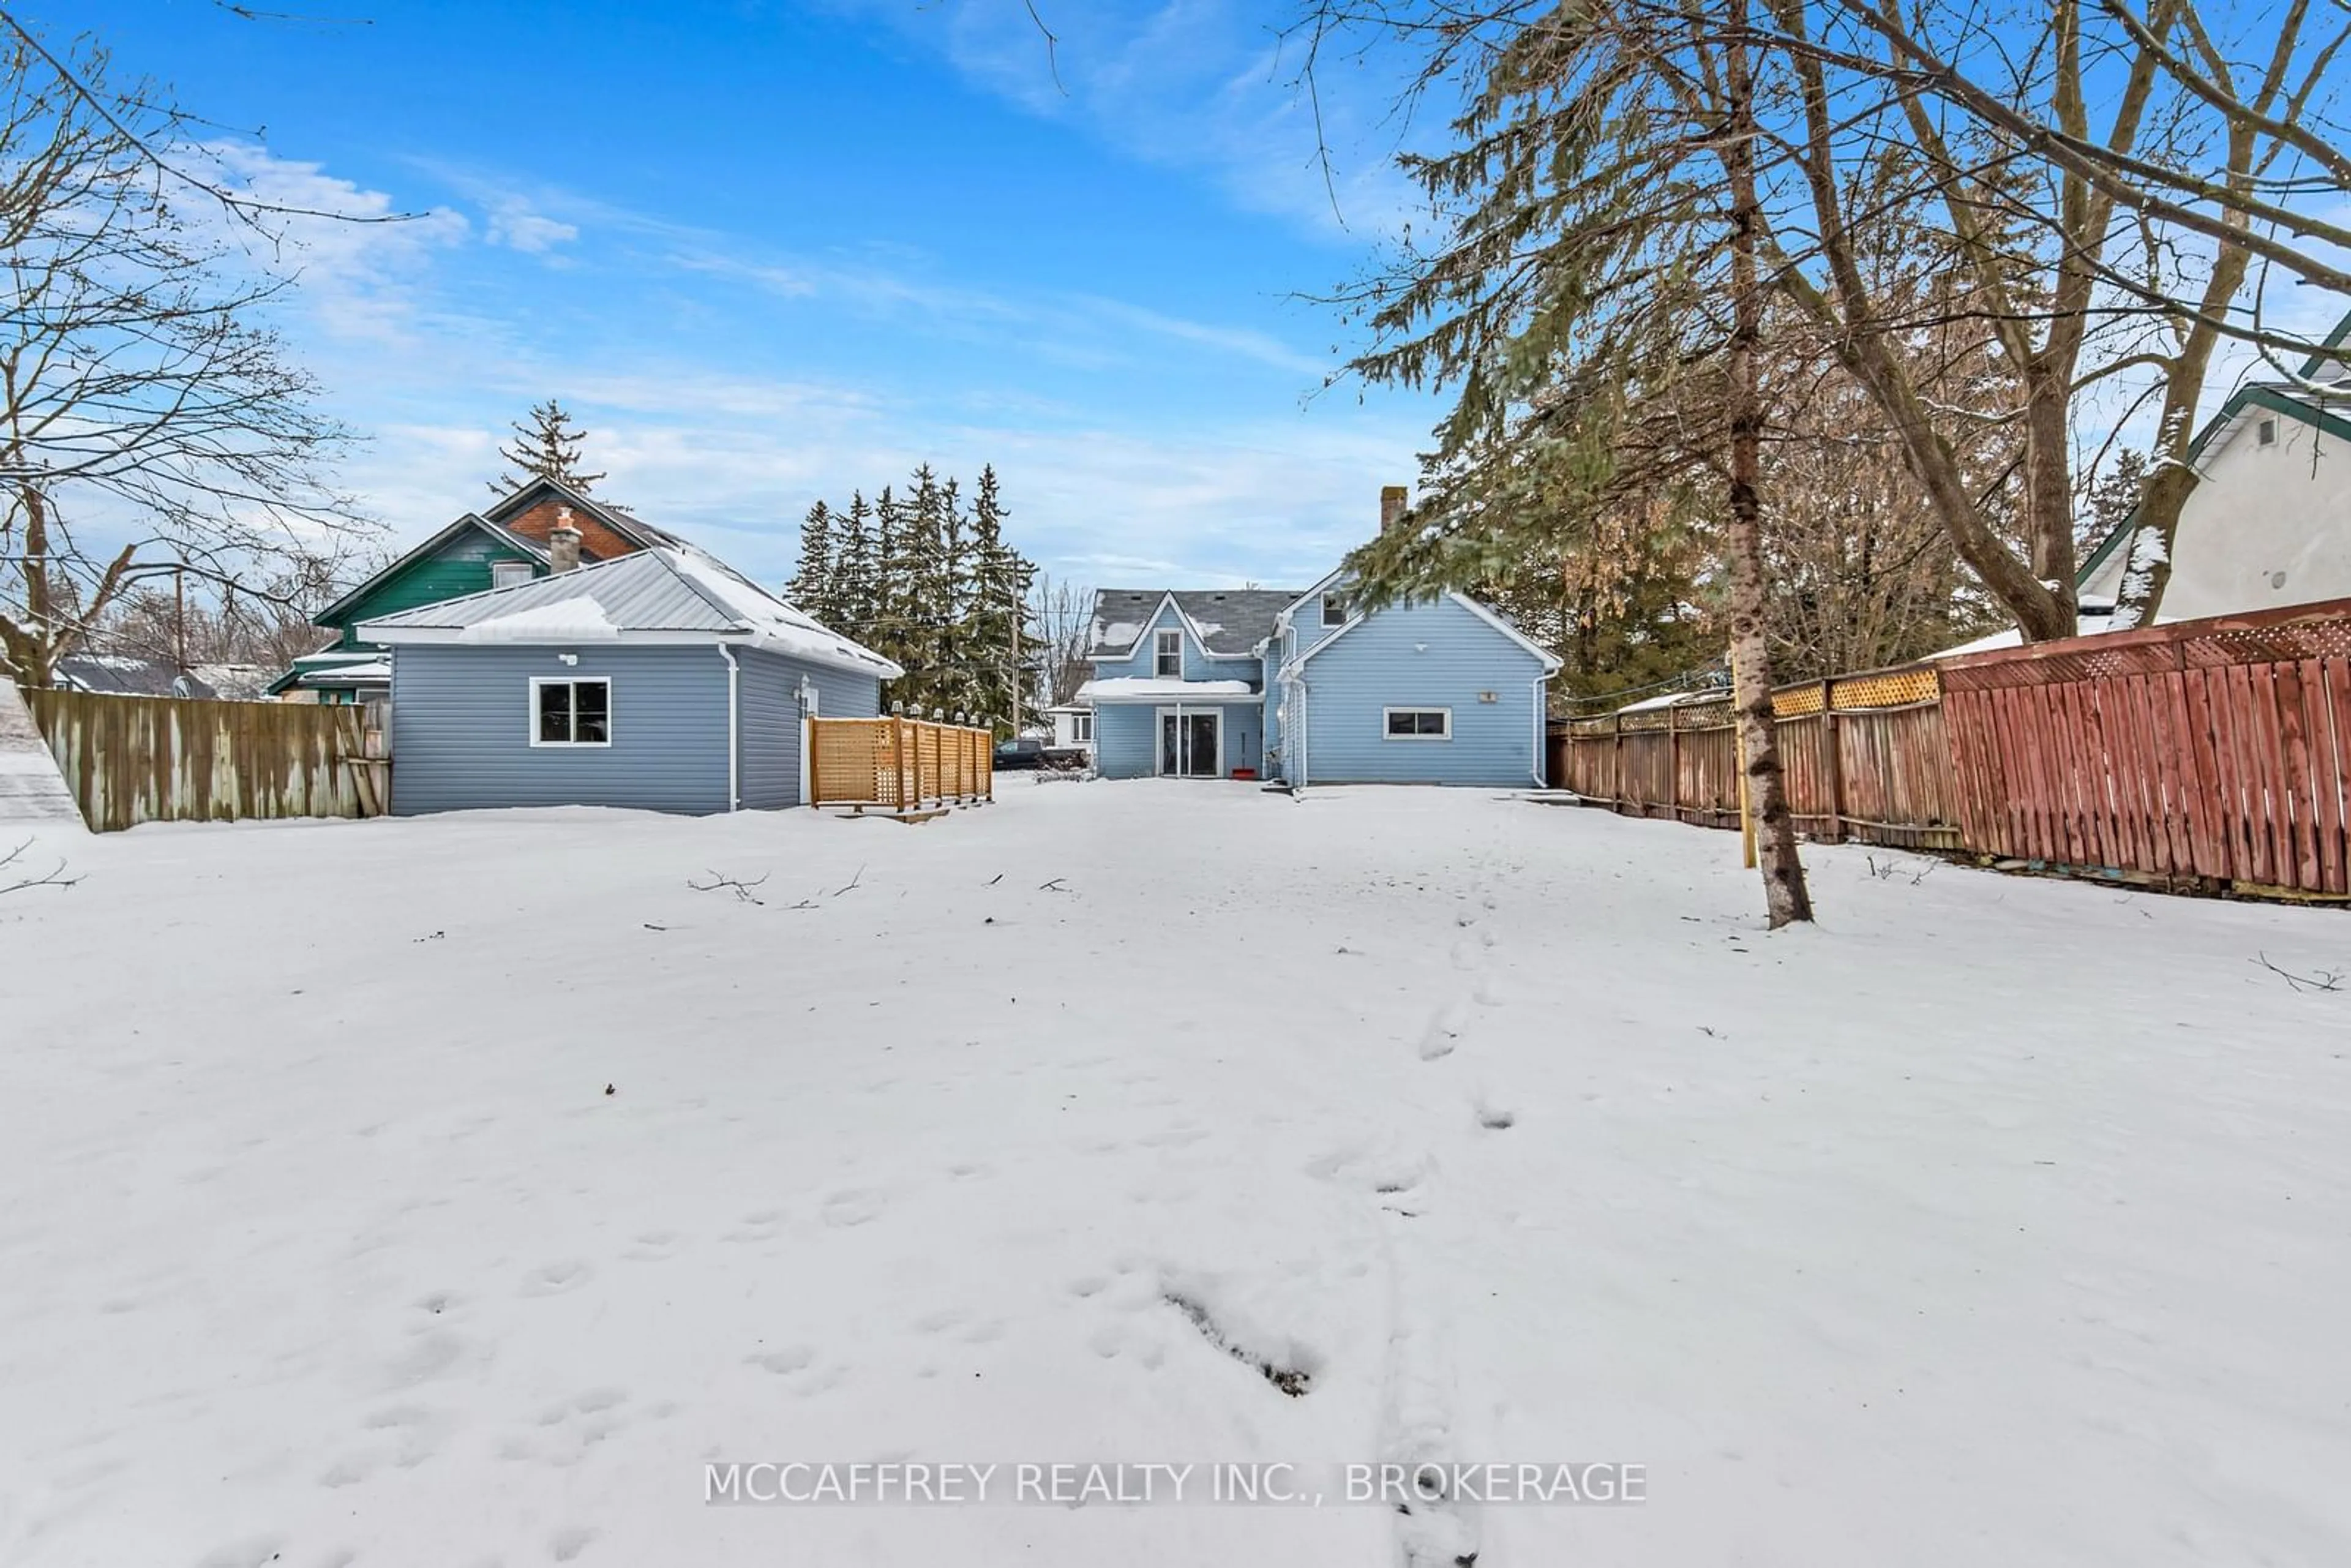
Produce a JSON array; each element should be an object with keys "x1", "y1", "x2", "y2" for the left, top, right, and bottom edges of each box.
[{"x1": 994, "y1": 737, "x2": 1048, "y2": 770}]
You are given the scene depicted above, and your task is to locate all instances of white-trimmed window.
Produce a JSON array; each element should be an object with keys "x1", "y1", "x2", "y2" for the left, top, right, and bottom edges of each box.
[
  {"x1": 1321, "y1": 591, "x2": 1350, "y2": 628},
  {"x1": 1072, "y1": 711, "x2": 1094, "y2": 743},
  {"x1": 491, "y1": 560, "x2": 534, "y2": 589},
  {"x1": 1154, "y1": 628, "x2": 1183, "y2": 678},
  {"x1": 531, "y1": 677, "x2": 611, "y2": 746},
  {"x1": 1384, "y1": 707, "x2": 1451, "y2": 740}
]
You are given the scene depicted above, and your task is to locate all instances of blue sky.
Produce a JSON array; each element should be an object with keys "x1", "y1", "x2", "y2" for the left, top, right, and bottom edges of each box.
[{"x1": 73, "y1": 0, "x2": 1440, "y2": 592}]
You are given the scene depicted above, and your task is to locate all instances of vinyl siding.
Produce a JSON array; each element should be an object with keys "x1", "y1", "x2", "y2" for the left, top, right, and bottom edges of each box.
[
  {"x1": 336, "y1": 535, "x2": 541, "y2": 650},
  {"x1": 1094, "y1": 703, "x2": 1158, "y2": 779},
  {"x1": 1294, "y1": 597, "x2": 1548, "y2": 787},
  {"x1": 1092, "y1": 699, "x2": 1261, "y2": 779},
  {"x1": 389, "y1": 644, "x2": 729, "y2": 815},
  {"x1": 737, "y1": 648, "x2": 883, "y2": 809}
]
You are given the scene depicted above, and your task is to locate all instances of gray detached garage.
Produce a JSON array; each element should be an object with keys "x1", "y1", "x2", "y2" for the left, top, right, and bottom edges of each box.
[{"x1": 360, "y1": 542, "x2": 899, "y2": 816}]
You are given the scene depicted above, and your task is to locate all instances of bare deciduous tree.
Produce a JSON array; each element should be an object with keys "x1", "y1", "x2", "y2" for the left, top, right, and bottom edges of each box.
[
  {"x1": 1029, "y1": 572, "x2": 1095, "y2": 710},
  {"x1": 0, "y1": 28, "x2": 375, "y2": 689}
]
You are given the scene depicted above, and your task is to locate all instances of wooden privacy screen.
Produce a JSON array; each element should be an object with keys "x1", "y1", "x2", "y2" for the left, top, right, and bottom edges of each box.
[
  {"x1": 1938, "y1": 599, "x2": 2351, "y2": 895},
  {"x1": 24, "y1": 689, "x2": 380, "y2": 832},
  {"x1": 806, "y1": 717, "x2": 994, "y2": 812}
]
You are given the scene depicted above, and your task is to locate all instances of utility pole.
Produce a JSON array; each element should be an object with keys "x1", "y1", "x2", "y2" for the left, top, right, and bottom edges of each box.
[{"x1": 174, "y1": 563, "x2": 187, "y2": 675}]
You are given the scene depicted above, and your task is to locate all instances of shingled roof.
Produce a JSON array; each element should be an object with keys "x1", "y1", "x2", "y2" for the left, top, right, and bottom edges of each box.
[{"x1": 1086, "y1": 589, "x2": 1301, "y2": 659}]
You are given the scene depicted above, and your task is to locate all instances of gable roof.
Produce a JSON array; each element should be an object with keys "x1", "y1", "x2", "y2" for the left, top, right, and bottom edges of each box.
[
  {"x1": 2296, "y1": 304, "x2": 2351, "y2": 381},
  {"x1": 312, "y1": 479, "x2": 682, "y2": 634},
  {"x1": 483, "y1": 475, "x2": 685, "y2": 558},
  {"x1": 54, "y1": 654, "x2": 217, "y2": 699},
  {"x1": 1262, "y1": 567, "x2": 1562, "y2": 675},
  {"x1": 359, "y1": 546, "x2": 901, "y2": 678},
  {"x1": 314, "y1": 512, "x2": 548, "y2": 628},
  {"x1": 2077, "y1": 381, "x2": 2351, "y2": 586},
  {"x1": 1087, "y1": 588, "x2": 1300, "y2": 659}
]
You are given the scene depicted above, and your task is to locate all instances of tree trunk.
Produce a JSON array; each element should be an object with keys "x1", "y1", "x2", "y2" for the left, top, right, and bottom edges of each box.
[{"x1": 1725, "y1": 0, "x2": 1815, "y2": 928}]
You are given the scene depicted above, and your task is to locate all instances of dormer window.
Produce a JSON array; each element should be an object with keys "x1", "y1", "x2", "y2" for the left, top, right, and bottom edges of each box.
[
  {"x1": 1321, "y1": 591, "x2": 1351, "y2": 628},
  {"x1": 1154, "y1": 628, "x2": 1183, "y2": 678},
  {"x1": 492, "y1": 560, "x2": 534, "y2": 589}
]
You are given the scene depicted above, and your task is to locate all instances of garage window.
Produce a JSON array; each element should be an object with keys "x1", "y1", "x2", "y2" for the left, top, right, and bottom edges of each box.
[{"x1": 531, "y1": 678, "x2": 611, "y2": 746}]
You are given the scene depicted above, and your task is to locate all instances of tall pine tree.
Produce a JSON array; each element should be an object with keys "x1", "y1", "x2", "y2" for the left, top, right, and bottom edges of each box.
[
  {"x1": 787, "y1": 500, "x2": 837, "y2": 623},
  {"x1": 832, "y1": 492, "x2": 876, "y2": 637},
  {"x1": 492, "y1": 399, "x2": 606, "y2": 495},
  {"x1": 962, "y1": 465, "x2": 1037, "y2": 735}
]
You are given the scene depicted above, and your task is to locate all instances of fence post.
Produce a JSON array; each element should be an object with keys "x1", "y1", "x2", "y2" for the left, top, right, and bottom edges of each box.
[
  {"x1": 1666, "y1": 703, "x2": 1681, "y2": 825},
  {"x1": 1820, "y1": 678, "x2": 1844, "y2": 843},
  {"x1": 806, "y1": 716, "x2": 822, "y2": 808},
  {"x1": 1611, "y1": 712, "x2": 1625, "y2": 815}
]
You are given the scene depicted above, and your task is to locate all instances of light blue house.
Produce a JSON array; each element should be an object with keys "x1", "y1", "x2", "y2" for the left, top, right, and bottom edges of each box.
[
  {"x1": 361, "y1": 533, "x2": 898, "y2": 816},
  {"x1": 1078, "y1": 498, "x2": 1560, "y2": 787}
]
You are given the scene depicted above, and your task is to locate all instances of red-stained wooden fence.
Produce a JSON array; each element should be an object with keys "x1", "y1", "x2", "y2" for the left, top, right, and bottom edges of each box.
[
  {"x1": 1938, "y1": 598, "x2": 2351, "y2": 895},
  {"x1": 1551, "y1": 598, "x2": 2351, "y2": 897}
]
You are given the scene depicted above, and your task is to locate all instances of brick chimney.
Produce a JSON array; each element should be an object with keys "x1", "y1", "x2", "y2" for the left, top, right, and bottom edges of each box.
[
  {"x1": 548, "y1": 506, "x2": 582, "y2": 574},
  {"x1": 1380, "y1": 484, "x2": 1409, "y2": 536}
]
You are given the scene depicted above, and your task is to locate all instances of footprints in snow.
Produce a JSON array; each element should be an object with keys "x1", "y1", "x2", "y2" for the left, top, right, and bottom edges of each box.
[{"x1": 1413, "y1": 880, "x2": 1521, "y2": 1135}]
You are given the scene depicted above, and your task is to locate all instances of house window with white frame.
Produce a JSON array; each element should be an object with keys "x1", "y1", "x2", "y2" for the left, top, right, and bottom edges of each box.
[
  {"x1": 1154, "y1": 628, "x2": 1183, "y2": 678},
  {"x1": 1072, "y1": 711, "x2": 1094, "y2": 743},
  {"x1": 532, "y1": 678, "x2": 611, "y2": 746},
  {"x1": 1383, "y1": 707, "x2": 1450, "y2": 740},
  {"x1": 1321, "y1": 591, "x2": 1350, "y2": 628},
  {"x1": 491, "y1": 560, "x2": 534, "y2": 589}
]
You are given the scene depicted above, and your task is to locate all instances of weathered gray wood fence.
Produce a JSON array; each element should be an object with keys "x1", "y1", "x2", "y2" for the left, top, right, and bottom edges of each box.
[{"x1": 23, "y1": 689, "x2": 389, "y2": 832}]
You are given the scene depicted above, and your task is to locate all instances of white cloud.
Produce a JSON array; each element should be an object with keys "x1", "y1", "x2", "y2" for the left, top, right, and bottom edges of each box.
[
  {"x1": 824, "y1": 0, "x2": 1431, "y2": 242},
  {"x1": 484, "y1": 198, "x2": 580, "y2": 254},
  {"x1": 141, "y1": 136, "x2": 1425, "y2": 595}
]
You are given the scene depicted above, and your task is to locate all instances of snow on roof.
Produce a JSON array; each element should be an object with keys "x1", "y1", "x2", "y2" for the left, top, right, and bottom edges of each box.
[
  {"x1": 457, "y1": 598, "x2": 622, "y2": 643},
  {"x1": 1931, "y1": 598, "x2": 2125, "y2": 660},
  {"x1": 660, "y1": 549, "x2": 899, "y2": 677},
  {"x1": 359, "y1": 546, "x2": 902, "y2": 679},
  {"x1": 300, "y1": 659, "x2": 391, "y2": 685},
  {"x1": 1613, "y1": 688, "x2": 1725, "y2": 715},
  {"x1": 1076, "y1": 677, "x2": 1259, "y2": 702},
  {"x1": 1086, "y1": 590, "x2": 1301, "y2": 658}
]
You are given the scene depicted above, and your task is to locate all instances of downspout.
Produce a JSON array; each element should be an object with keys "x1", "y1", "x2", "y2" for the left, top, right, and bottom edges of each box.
[
  {"x1": 1530, "y1": 672, "x2": 1550, "y2": 787},
  {"x1": 717, "y1": 643, "x2": 741, "y2": 811},
  {"x1": 1288, "y1": 673, "x2": 1309, "y2": 790}
]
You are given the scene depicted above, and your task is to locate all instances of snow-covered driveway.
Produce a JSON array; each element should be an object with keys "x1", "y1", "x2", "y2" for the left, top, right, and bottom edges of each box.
[{"x1": 3, "y1": 781, "x2": 2348, "y2": 1566}]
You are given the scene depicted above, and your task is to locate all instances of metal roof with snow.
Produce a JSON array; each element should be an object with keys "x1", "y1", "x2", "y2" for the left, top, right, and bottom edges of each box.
[{"x1": 358, "y1": 547, "x2": 902, "y2": 678}]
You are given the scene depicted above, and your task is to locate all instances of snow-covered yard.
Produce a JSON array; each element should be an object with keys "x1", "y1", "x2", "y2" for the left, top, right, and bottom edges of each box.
[{"x1": 4, "y1": 781, "x2": 2349, "y2": 1566}]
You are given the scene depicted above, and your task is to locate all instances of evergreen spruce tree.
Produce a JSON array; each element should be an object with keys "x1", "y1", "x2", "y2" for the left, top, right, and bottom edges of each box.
[
  {"x1": 962, "y1": 465, "x2": 1035, "y2": 735},
  {"x1": 787, "y1": 500, "x2": 837, "y2": 623},
  {"x1": 832, "y1": 492, "x2": 876, "y2": 639},
  {"x1": 492, "y1": 399, "x2": 606, "y2": 495},
  {"x1": 870, "y1": 485, "x2": 917, "y2": 702},
  {"x1": 899, "y1": 465, "x2": 948, "y2": 713},
  {"x1": 932, "y1": 474, "x2": 977, "y2": 719}
]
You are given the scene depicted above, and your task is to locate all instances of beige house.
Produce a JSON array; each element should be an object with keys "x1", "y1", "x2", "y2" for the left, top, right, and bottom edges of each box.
[{"x1": 2080, "y1": 337, "x2": 2351, "y2": 622}]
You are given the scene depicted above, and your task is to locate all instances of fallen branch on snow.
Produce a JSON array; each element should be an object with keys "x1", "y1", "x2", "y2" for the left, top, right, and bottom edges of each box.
[
  {"x1": 0, "y1": 838, "x2": 80, "y2": 898},
  {"x1": 2252, "y1": 953, "x2": 2346, "y2": 994},
  {"x1": 688, "y1": 870, "x2": 769, "y2": 905}
]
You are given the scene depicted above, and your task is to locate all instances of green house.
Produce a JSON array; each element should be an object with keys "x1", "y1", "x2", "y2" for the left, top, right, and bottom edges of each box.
[{"x1": 269, "y1": 479, "x2": 681, "y2": 702}]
